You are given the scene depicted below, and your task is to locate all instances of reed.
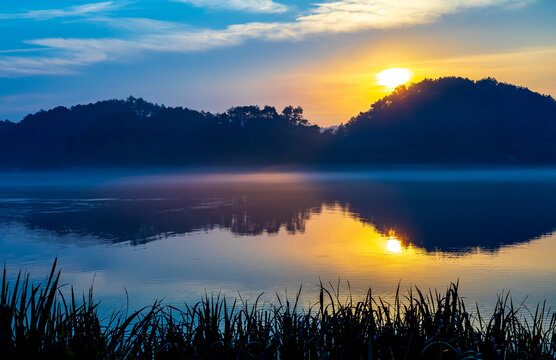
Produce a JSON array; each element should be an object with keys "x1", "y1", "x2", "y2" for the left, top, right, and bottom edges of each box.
[{"x1": 0, "y1": 261, "x2": 554, "y2": 359}]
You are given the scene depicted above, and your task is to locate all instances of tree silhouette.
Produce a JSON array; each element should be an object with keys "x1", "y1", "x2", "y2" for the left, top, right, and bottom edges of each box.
[
  {"x1": 328, "y1": 77, "x2": 556, "y2": 163},
  {"x1": 0, "y1": 77, "x2": 554, "y2": 168}
]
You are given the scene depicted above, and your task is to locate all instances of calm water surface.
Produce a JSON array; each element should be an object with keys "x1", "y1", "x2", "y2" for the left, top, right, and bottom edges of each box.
[{"x1": 1, "y1": 168, "x2": 555, "y2": 314}]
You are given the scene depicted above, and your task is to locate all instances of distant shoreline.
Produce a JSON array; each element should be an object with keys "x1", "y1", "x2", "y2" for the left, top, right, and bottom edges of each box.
[{"x1": 2, "y1": 78, "x2": 555, "y2": 168}]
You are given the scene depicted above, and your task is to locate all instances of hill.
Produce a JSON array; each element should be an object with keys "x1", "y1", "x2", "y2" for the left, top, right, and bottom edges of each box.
[
  {"x1": 0, "y1": 77, "x2": 555, "y2": 168},
  {"x1": 0, "y1": 98, "x2": 322, "y2": 168},
  {"x1": 333, "y1": 77, "x2": 556, "y2": 163}
]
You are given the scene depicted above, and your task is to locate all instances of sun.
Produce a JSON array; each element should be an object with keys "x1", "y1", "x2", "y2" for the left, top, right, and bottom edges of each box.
[{"x1": 376, "y1": 68, "x2": 412, "y2": 88}]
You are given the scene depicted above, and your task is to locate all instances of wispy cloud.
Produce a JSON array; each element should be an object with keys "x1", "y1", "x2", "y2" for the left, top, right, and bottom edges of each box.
[
  {"x1": 0, "y1": 48, "x2": 46, "y2": 54},
  {"x1": 76, "y1": 17, "x2": 186, "y2": 34},
  {"x1": 294, "y1": 0, "x2": 535, "y2": 33},
  {"x1": 175, "y1": 0, "x2": 289, "y2": 14},
  {"x1": 0, "y1": 0, "x2": 538, "y2": 76},
  {"x1": 0, "y1": 2, "x2": 123, "y2": 21}
]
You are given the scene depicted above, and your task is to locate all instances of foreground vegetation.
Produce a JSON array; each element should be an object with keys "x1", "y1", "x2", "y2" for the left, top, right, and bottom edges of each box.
[{"x1": 1, "y1": 261, "x2": 555, "y2": 359}]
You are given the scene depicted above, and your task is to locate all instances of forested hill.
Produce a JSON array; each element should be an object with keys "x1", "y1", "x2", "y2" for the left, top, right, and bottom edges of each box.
[
  {"x1": 0, "y1": 100, "x2": 324, "y2": 167},
  {"x1": 334, "y1": 77, "x2": 556, "y2": 163},
  {"x1": 1, "y1": 77, "x2": 555, "y2": 168}
]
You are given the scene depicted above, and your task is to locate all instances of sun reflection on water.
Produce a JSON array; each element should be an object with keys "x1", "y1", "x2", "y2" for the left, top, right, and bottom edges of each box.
[
  {"x1": 386, "y1": 238, "x2": 403, "y2": 253},
  {"x1": 1, "y1": 201, "x2": 556, "y2": 313},
  {"x1": 384, "y1": 230, "x2": 403, "y2": 253}
]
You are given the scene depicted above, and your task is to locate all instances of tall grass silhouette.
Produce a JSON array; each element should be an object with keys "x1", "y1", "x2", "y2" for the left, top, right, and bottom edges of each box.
[{"x1": 0, "y1": 260, "x2": 554, "y2": 359}]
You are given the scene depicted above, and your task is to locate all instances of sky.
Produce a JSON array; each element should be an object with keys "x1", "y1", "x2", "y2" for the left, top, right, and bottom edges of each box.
[{"x1": 0, "y1": 0, "x2": 554, "y2": 126}]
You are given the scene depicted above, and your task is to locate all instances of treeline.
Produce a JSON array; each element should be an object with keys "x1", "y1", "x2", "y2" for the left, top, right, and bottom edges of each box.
[
  {"x1": 336, "y1": 77, "x2": 556, "y2": 163},
  {"x1": 0, "y1": 99, "x2": 326, "y2": 167},
  {"x1": 1, "y1": 77, "x2": 555, "y2": 168}
]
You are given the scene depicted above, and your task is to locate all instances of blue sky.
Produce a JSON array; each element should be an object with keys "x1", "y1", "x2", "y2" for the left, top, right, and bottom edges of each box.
[{"x1": 0, "y1": 0, "x2": 555, "y2": 125}]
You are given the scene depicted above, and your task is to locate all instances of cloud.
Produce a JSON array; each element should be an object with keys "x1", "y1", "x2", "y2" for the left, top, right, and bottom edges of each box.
[
  {"x1": 0, "y1": 0, "x2": 538, "y2": 76},
  {"x1": 0, "y1": 2, "x2": 123, "y2": 20},
  {"x1": 175, "y1": 0, "x2": 289, "y2": 14},
  {"x1": 76, "y1": 17, "x2": 186, "y2": 34},
  {"x1": 294, "y1": 0, "x2": 535, "y2": 34}
]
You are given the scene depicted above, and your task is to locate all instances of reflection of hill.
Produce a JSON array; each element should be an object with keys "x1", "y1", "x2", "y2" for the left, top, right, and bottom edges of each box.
[
  {"x1": 321, "y1": 182, "x2": 556, "y2": 251},
  {"x1": 3, "y1": 178, "x2": 556, "y2": 251}
]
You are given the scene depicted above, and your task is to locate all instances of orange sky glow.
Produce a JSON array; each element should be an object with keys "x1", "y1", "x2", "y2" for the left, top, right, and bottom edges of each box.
[{"x1": 261, "y1": 45, "x2": 556, "y2": 126}]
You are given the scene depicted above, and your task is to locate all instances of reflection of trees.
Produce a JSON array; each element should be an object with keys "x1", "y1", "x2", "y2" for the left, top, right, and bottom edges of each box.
[
  {"x1": 3, "y1": 180, "x2": 556, "y2": 251},
  {"x1": 6, "y1": 183, "x2": 324, "y2": 244}
]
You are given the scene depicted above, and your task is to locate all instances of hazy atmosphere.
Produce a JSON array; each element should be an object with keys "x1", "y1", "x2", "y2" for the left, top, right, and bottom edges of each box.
[{"x1": 1, "y1": 1, "x2": 556, "y2": 359}]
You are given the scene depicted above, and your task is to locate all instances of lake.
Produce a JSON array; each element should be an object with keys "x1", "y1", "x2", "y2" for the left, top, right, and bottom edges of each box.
[{"x1": 1, "y1": 168, "x2": 556, "y2": 315}]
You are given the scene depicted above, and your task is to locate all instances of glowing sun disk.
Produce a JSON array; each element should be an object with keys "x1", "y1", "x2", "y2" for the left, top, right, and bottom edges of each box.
[{"x1": 377, "y1": 68, "x2": 412, "y2": 88}]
